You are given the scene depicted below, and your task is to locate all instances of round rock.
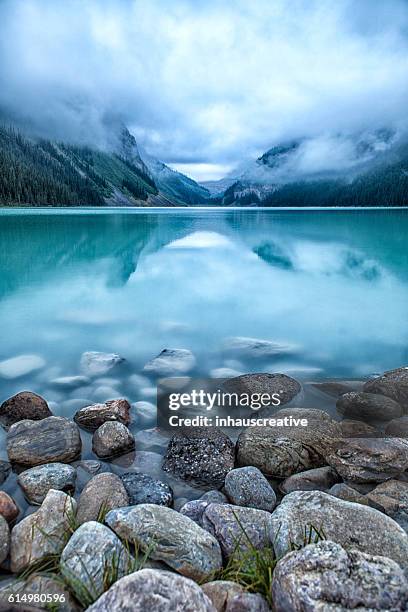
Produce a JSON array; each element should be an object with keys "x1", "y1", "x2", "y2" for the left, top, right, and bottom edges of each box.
[
  {"x1": 222, "y1": 372, "x2": 301, "y2": 406},
  {"x1": 0, "y1": 492, "x2": 19, "y2": 523},
  {"x1": 120, "y1": 472, "x2": 173, "y2": 507},
  {"x1": 80, "y1": 351, "x2": 124, "y2": 377},
  {"x1": 336, "y1": 391, "x2": 402, "y2": 422},
  {"x1": 364, "y1": 367, "x2": 408, "y2": 410},
  {"x1": 74, "y1": 399, "x2": 131, "y2": 431},
  {"x1": 18, "y1": 463, "x2": 76, "y2": 505},
  {"x1": 280, "y1": 466, "x2": 340, "y2": 495},
  {"x1": 224, "y1": 466, "x2": 276, "y2": 511},
  {"x1": 0, "y1": 392, "x2": 52, "y2": 430},
  {"x1": 92, "y1": 421, "x2": 135, "y2": 458},
  {"x1": 77, "y1": 473, "x2": 129, "y2": 525}
]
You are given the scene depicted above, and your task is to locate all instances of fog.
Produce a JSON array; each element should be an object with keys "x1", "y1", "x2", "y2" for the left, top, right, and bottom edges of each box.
[{"x1": 0, "y1": 0, "x2": 407, "y2": 180}]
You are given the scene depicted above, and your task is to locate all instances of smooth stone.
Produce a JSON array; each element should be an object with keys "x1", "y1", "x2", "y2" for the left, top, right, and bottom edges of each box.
[
  {"x1": 92, "y1": 386, "x2": 121, "y2": 403},
  {"x1": 366, "y1": 479, "x2": 408, "y2": 532},
  {"x1": 311, "y1": 380, "x2": 363, "y2": 398},
  {"x1": 120, "y1": 473, "x2": 173, "y2": 506},
  {"x1": 225, "y1": 593, "x2": 271, "y2": 611},
  {"x1": 237, "y1": 408, "x2": 341, "y2": 477},
  {"x1": 0, "y1": 460, "x2": 11, "y2": 485},
  {"x1": 163, "y1": 427, "x2": 235, "y2": 488},
  {"x1": 222, "y1": 336, "x2": 297, "y2": 358},
  {"x1": 0, "y1": 516, "x2": 10, "y2": 563},
  {"x1": 386, "y1": 415, "x2": 408, "y2": 437},
  {"x1": 280, "y1": 466, "x2": 340, "y2": 494},
  {"x1": 324, "y1": 437, "x2": 408, "y2": 483},
  {"x1": 18, "y1": 463, "x2": 76, "y2": 504},
  {"x1": 269, "y1": 490, "x2": 408, "y2": 569},
  {"x1": 86, "y1": 569, "x2": 215, "y2": 612},
  {"x1": 224, "y1": 466, "x2": 276, "y2": 511},
  {"x1": 180, "y1": 493, "x2": 229, "y2": 527},
  {"x1": 74, "y1": 399, "x2": 131, "y2": 431},
  {"x1": 222, "y1": 373, "x2": 301, "y2": 406},
  {"x1": 143, "y1": 348, "x2": 196, "y2": 376},
  {"x1": 134, "y1": 428, "x2": 169, "y2": 452},
  {"x1": 0, "y1": 575, "x2": 79, "y2": 612},
  {"x1": 0, "y1": 492, "x2": 19, "y2": 523},
  {"x1": 7, "y1": 417, "x2": 82, "y2": 466},
  {"x1": 328, "y1": 483, "x2": 370, "y2": 505},
  {"x1": 92, "y1": 421, "x2": 135, "y2": 458},
  {"x1": 337, "y1": 391, "x2": 402, "y2": 421},
  {"x1": 339, "y1": 419, "x2": 378, "y2": 437},
  {"x1": 50, "y1": 376, "x2": 90, "y2": 389},
  {"x1": 10, "y1": 490, "x2": 76, "y2": 572},
  {"x1": 79, "y1": 473, "x2": 129, "y2": 525},
  {"x1": 60, "y1": 521, "x2": 132, "y2": 602},
  {"x1": 80, "y1": 351, "x2": 124, "y2": 377},
  {"x1": 75, "y1": 459, "x2": 101, "y2": 474},
  {"x1": 202, "y1": 503, "x2": 271, "y2": 559},
  {"x1": 0, "y1": 355, "x2": 45, "y2": 379},
  {"x1": 272, "y1": 540, "x2": 408, "y2": 612},
  {"x1": 364, "y1": 366, "x2": 408, "y2": 410},
  {"x1": 0, "y1": 392, "x2": 52, "y2": 430},
  {"x1": 132, "y1": 401, "x2": 157, "y2": 425},
  {"x1": 201, "y1": 581, "x2": 245, "y2": 611},
  {"x1": 106, "y1": 504, "x2": 222, "y2": 581}
]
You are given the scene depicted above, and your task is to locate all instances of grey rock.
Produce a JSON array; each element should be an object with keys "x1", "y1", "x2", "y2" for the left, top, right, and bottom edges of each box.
[
  {"x1": 202, "y1": 503, "x2": 271, "y2": 560},
  {"x1": 92, "y1": 421, "x2": 135, "y2": 458},
  {"x1": 222, "y1": 373, "x2": 301, "y2": 406},
  {"x1": 0, "y1": 355, "x2": 45, "y2": 379},
  {"x1": 311, "y1": 380, "x2": 363, "y2": 398},
  {"x1": 0, "y1": 392, "x2": 52, "y2": 430},
  {"x1": 75, "y1": 459, "x2": 101, "y2": 474},
  {"x1": 226, "y1": 593, "x2": 271, "y2": 611},
  {"x1": 143, "y1": 348, "x2": 196, "y2": 376},
  {"x1": 132, "y1": 451, "x2": 163, "y2": 475},
  {"x1": 86, "y1": 569, "x2": 216, "y2": 612},
  {"x1": 280, "y1": 466, "x2": 340, "y2": 495},
  {"x1": 120, "y1": 473, "x2": 173, "y2": 506},
  {"x1": 325, "y1": 437, "x2": 408, "y2": 483},
  {"x1": 224, "y1": 467, "x2": 276, "y2": 511},
  {"x1": 60, "y1": 521, "x2": 132, "y2": 603},
  {"x1": 163, "y1": 427, "x2": 235, "y2": 488},
  {"x1": 364, "y1": 366, "x2": 408, "y2": 410},
  {"x1": 80, "y1": 351, "x2": 124, "y2": 377},
  {"x1": 201, "y1": 581, "x2": 245, "y2": 611},
  {"x1": 77, "y1": 473, "x2": 128, "y2": 524},
  {"x1": 366, "y1": 479, "x2": 408, "y2": 532},
  {"x1": 272, "y1": 540, "x2": 408, "y2": 612},
  {"x1": 0, "y1": 461, "x2": 11, "y2": 485},
  {"x1": 7, "y1": 417, "x2": 82, "y2": 466},
  {"x1": 386, "y1": 415, "x2": 408, "y2": 437},
  {"x1": 18, "y1": 463, "x2": 76, "y2": 504},
  {"x1": 10, "y1": 489, "x2": 76, "y2": 572},
  {"x1": 180, "y1": 494, "x2": 228, "y2": 527},
  {"x1": 201, "y1": 490, "x2": 228, "y2": 503},
  {"x1": 328, "y1": 483, "x2": 370, "y2": 505},
  {"x1": 337, "y1": 391, "x2": 402, "y2": 421},
  {"x1": 0, "y1": 492, "x2": 19, "y2": 523},
  {"x1": 339, "y1": 419, "x2": 378, "y2": 438},
  {"x1": 106, "y1": 504, "x2": 222, "y2": 581},
  {"x1": 0, "y1": 516, "x2": 10, "y2": 564},
  {"x1": 269, "y1": 490, "x2": 408, "y2": 569},
  {"x1": 74, "y1": 399, "x2": 131, "y2": 431},
  {"x1": 0, "y1": 575, "x2": 79, "y2": 612}
]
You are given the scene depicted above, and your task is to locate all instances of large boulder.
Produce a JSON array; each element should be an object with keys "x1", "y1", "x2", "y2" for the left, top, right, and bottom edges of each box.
[
  {"x1": 76, "y1": 473, "x2": 129, "y2": 524},
  {"x1": 222, "y1": 373, "x2": 301, "y2": 406},
  {"x1": 163, "y1": 427, "x2": 235, "y2": 488},
  {"x1": 86, "y1": 569, "x2": 215, "y2": 612},
  {"x1": 386, "y1": 416, "x2": 408, "y2": 437},
  {"x1": 271, "y1": 540, "x2": 408, "y2": 612},
  {"x1": 120, "y1": 473, "x2": 173, "y2": 507},
  {"x1": 280, "y1": 467, "x2": 340, "y2": 495},
  {"x1": 80, "y1": 351, "x2": 124, "y2": 377},
  {"x1": 366, "y1": 480, "x2": 408, "y2": 532},
  {"x1": 74, "y1": 399, "x2": 131, "y2": 431},
  {"x1": 336, "y1": 391, "x2": 402, "y2": 422},
  {"x1": 224, "y1": 467, "x2": 276, "y2": 512},
  {"x1": 92, "y1": 421, "x2": 135, "y2": 458},
  {"x1": 0, "y1": 392, "x2": 52, "y2": 430},
  {"x1": 105, "y1": 504, "x2": 222, "y2": 581},
  {"x1": 0, "y1": 515, "x2": 10, "y2": 564},
  {"x1": 143, "y1": 348, "x2": 196, "y2": 376},
  {"x1": 269, "y1": 490, "x2": 408, "y2": 569},
  {"x1": 17, "y1": 463, "x2": 76, "y2": 505},
  {"x1": 7, "y1": 417, "x2": 81, "y2": 466},
  {"x1": 364, "y1": 367, "x2": 408, "y2": 410}
]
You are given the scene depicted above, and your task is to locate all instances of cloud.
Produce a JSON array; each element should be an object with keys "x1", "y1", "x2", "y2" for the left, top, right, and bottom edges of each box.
[{"x1": 0, "y1": 0, "x2": 407, "y2": 179}]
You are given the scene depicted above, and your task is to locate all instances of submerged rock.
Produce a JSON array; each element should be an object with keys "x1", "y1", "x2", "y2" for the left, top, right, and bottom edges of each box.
[
  {"x1": 336, "y1": 391, "x2": 402, "y2": 421},
  {"x1": 17, "y1": 463, "x2": 76, "y2": 504},
  {"x1": 80, "y1": 351, "x2": 124, "y2": 377},
  {"x1": 143, "y1": 348, "x2": 196, "y2": 376},
  {"x1": 222, "y1": 336, "x2": 297, "y2": 359},
  {"x1": 132, "y1": 401, "x2": 157, "y2": 425},
  {"x1": 120, "y1": 472, "x2": 173, "y2": 507},
  {"x1": 74, "y1": 399, "x2": 131, "y2": 431},
  {"x1": 222, "y1": 373, "x2": 301, "y2": 406},
  {"x1": 364, "y1": 366, "x2": 408, "y2": 410},
  {"x1": 0, "y1": 492, "x2": 19, "y2": 523},
  {"x1": 92, "y1": 421, "x2": 135, "y2": 458},
  {"x1": 280, "y1": 466, "x2": 340, "y2": 494},
  {"x1": 0, "y1": 392, "x2": 52, "y2": 429},
  {"x1": 77, "y1": 473, "x2": 128, "y2": 524},
  {"x1": 224, "y1": 466, "x2": 276, "y2": 511},
  {"x1": 0, "y1": 355, "x2": 45, "y2": 379},
  {"x1": 366, "y1": 479, "x2": 408, "y2": 532},
  {"x1": 50, "y1": 375, "x2": 90, "y2": 389}
]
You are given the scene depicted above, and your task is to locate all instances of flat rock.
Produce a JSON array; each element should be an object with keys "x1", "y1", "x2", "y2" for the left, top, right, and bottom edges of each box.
[
  {"x1": 18, "y1": 463, "x2": 76, "y2": 504},
  {"x1": 80, "y1": 351, "x2": 124, "y2": 377},
  {"x1": 60, "y1": 521, "x2": 132, "y2": 603},
  {"x1": 0, "y1": 392, "x2": 52, "y2": 429},
  {"x1": 366, "y1": 479, "x2": 408, "y2": 532},
  {"x1": 106, "y1": 504, "x2": 222, "y2": 581},
  {"x1": 0, "y1": 575, "x2": 79, "y2": 612},
  {"x1": 92, "y1": 421, "x2": 135, "y2": 458},
  {"x1": 10, "y1": 489, "x2": 76, "y2": 572},
  {"x1": 222, "y1": 337, "x2": 296, "y2": 359},
  {"x1": 163, "y1": 427, "x2": 235, "y2": 488},
  {"x1": 339, "y1": 419, "x2": 378, "y2": 437},
  {"x1": 364, "y1": 366, "x2": 408, "y2": 410},
  {"x1": 324, "y1": 437, "x2": 408, "y2": 483},
  {"x1": 7, "y1": 417, "x2": 81, "y2": 466},
  {"x1": 74, "y1": 399, "x2": 131, "y2": 431},
  {"x1": 280, "y1": 466, "x2": 340, "y2": 495},
  {"x1": 272, "y1": 540, "x2": 408, "y2": 612},
  {"x1": 143, "y1": 348, "x2": 196, "y2": 376},
  {"x1": 328, "y1": 483, "x2": 370, "y2": 505},
  {"x1": 0, "y1": 492, "x2": 19, "y2": 523},
  {"x1": 386, "y1": 415, "x2": 408, "y2": 437},
  {"x1": 202, "y1": 503, "x2": 271, "y2": 559},
  {"x1": 0, "y1": 516, "x2": 10, "y2": 563},
  {"x1": 86, "y1": 569, "x2": 215, "y2": 612},
  {"x1": 224, "y1": 467, "x2": 276, "y2": 511},
  {"x1": 0, "y1": 460, "x2": 11, "y2": 485},
  {"x1": 222, "y1": 373, "x2": 301, "y2": 406},
  {"x1": 269, "y1": 490, "x2": 408, "y2": 569},
  {"x1": 120, "y1": 472, "x2": 173, "y2": 506},
  {"x1": 0, "y1": 355, "x2": 45, "y2": 379},
  {"x1": 76, "y1": 473, "x2": 128, "y2": 524},
  {"x1": 51, "y1": 375, "x2": 90, "y2": 389},
  {"x1": 336, "y1": 391, "x2": 402, "y2": 421}
]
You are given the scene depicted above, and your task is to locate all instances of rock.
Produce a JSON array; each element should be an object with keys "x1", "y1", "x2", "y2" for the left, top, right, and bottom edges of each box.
[
  {"x1": 0, "y1": 355, "x2": 45, "y2": 379},
  {"x1": 201, "y1": 490, "x2": 229, "y2": 503},
  {"x1": 202, "y1": 503, "x2": 271, "y2": 560},
  {"x1": 210, "y1": 367, "x2": 243, "y2": 379},
  {"x1": 325, "y1": 437, "x2": 408, "y2": 483},
  {"x1": 92, "y1": 421, "x2": 135, "y2": 458},
  {"x1": 237, "y1": 408, "x2": 341, "y2": 477},
  {"x1": 86, "y1": 569, "x2": 215, "y2": 612},
  {"x1": 92, "y1": 386, "x2": 121, "y2": 403},
  {"x1": 60, "y1": 521, "x2": 132, "y2": 603},
  {"x1": 201, "y1": 581, "x2": 245, "y2": 611},
  {"x1": 222, "y1": 373, "x2": 301, "y2": 406},
  {"x1": 222, "y1": 337, "x2": 296, "y2": 359},
  {"x1": 364, "y1": 366, "x2": 408, "y2": 410},
  {"x1": 106, "y1": 504, "x2": 222, "y2": 581},
  {"x1": 339, "y1": 419, "x2": 378, "y2": 437},
  {"x1": 0, "y1": 516, "x2": 10, "y2": 563},
  {"x1": 134, "y1": 428, "x2": 169, "y2": 452},
  {"x1": 80, "y1": 351, "x2": 124, "y2": 377},
  {"x1": 336, "y1": 391, "x2": 402, "y2": 421},
  {"x1": 50, "y1": 375, "x2": 90, "y2": 389},
  {"x1": 10, "y1": 489, "x2": 75, "y2": 572},
  {"x1": 0, "y1": 461, "x2": 11, "y2": 485},
  {"x1": 120, "y1": 473, "x2": 173, "y2": 506},
  {"x1": 143, "y1": 348, "x2": 196, "y2": 376},
  {"x1": 76, "y1": 473, "x2": 128, "y2": 524},
  {"x1": 386, "y1": 415, "x2": 408, "y2": 437},
  {"x1": 311, "y1": 380, "x2": 363, "y2": 398},
  {"x1": 132, "y1": 451, "x2": 163, "y2": 475},
  {"x1": 271, "y1": 540, "x2": 408, "y2": 612},
  {"x1": 7, "y1": 417, "x2": 82, "y2": 466},
  {"x1": 180, "y1": 492, "x2": 229, "y2": 527},
  {"x1": 0, "y1": 392, "x2": 52, "y2": 429},
  {"x1": 328, "y1": 483, "x2": 370, "y2": 505},
  {"x1": 366, "y1": 480, "x2": 408, "y2": 532},
  {"x1": 132, "y1": 401, "x2": 157, "y2": 425},
  {"x1": 224, "y1": 467, "x2": 276, "y2": 511},
  {"x1": 17, "y1": 463, "x2": 76, "y2": 505},
  {"x1": 280, "y1": 467, "x2": 340, "y2": 494},
  {"x1": 163, "y1": 427, "x2": 235, "y2": 488},
  {"x1": 75, "y1": 459, "x2": 101, "y2": 474},
  {"x1": 269, "y1": 490, "x2": 408, "y2": 569},
  {"x1": 0, "y1": 575, "x2": 79, "y2": 612},
  {"x1": 74, "y1": 399, "x2": 131, "y2": 431},
  {"x1": 0, "y1": 493, "x2": 19, "y2": 523}
]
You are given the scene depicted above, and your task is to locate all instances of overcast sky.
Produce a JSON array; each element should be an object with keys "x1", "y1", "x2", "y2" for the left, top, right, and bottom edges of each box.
[{"x1": 1, "y1": 0, "x2": 408, "y2": 181}]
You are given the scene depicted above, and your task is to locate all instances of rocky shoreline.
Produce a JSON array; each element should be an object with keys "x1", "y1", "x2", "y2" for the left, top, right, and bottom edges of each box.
[{"x1": 0, "y1": 350, "x2": 407, "y2": 610}]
